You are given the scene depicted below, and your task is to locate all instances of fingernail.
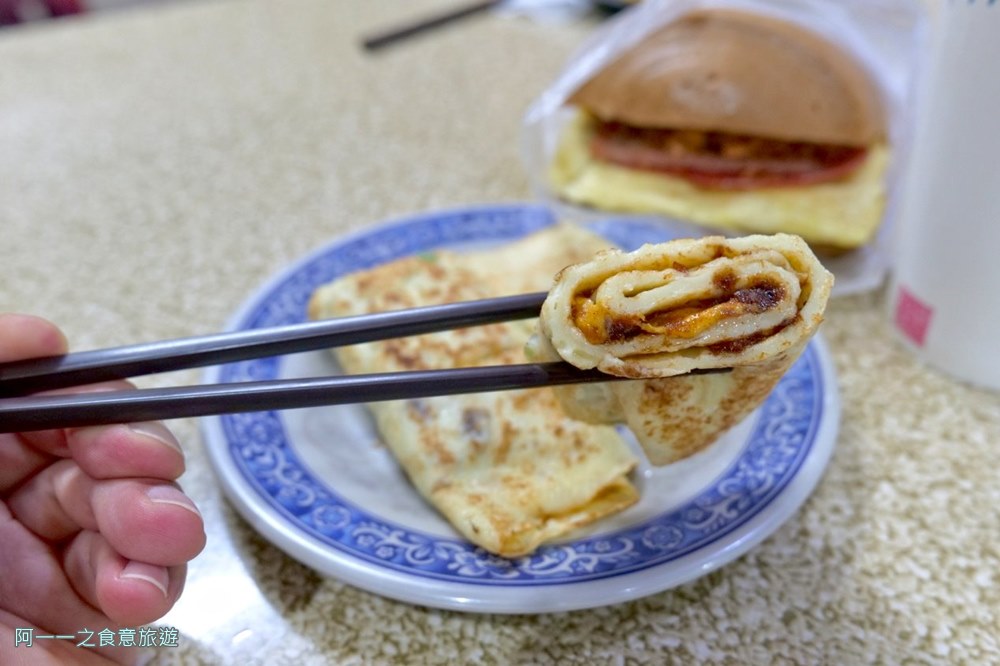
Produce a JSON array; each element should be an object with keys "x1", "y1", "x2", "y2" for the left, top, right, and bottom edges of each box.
[
  {"x1": 146, "y1": 485, "x2": 202, "y2": 518},
  {"x1": 52, "y1": 463, "x2": 85, "y2": 508},
  {"x1": 120, "y1": 560, "x2": 169, "y2": 598},
  {"x1": 128, "y1": 421, "x2": 183, "y2": 454}
]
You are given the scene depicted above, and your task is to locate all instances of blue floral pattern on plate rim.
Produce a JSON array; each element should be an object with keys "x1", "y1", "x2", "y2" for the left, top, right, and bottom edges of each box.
[{"x1": 208, "y1": 203, "x2": 829, "y2": 587}]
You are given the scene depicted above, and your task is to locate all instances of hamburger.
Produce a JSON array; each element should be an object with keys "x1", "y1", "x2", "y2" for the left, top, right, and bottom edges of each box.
[{"x1": 548, "y1": 9, "x2": 889, "y2": 252}]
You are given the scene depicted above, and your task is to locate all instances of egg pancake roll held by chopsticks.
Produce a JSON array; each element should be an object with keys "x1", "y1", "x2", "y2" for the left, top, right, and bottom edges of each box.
[{"x1": 528, "y1": 233, "x2": 833, "y2": 465}]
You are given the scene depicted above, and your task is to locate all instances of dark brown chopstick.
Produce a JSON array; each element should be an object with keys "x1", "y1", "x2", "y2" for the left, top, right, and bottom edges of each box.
[
  {"x1": 0, "y1": 292, "x2": 547, "y2": 398},
  {"x1": 361, "y1": 0, "x2": 501, "y2": 51},
  {"x1": 0, "y1": 363, "x2": 727, "y2": 433}
]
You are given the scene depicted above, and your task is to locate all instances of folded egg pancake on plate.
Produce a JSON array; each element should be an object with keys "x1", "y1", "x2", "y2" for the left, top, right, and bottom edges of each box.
[
  {"x1": 527, "y1": 233, "x2": 833, "y2": 465},
  {"x1": 307, "y1": 225, "x2": 639, "y2": 558}
]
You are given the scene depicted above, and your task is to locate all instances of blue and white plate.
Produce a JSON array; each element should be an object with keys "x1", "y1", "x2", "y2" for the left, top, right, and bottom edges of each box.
[{"x1": 202, "y1": 203, "x2": 840, "y2": 614}]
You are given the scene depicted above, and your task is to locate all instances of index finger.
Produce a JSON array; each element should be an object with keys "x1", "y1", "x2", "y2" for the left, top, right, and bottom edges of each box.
[
  {"x1": 0, "y1": 314, "x2": 73, "y2": 489},
  {"x1": 0, "y1": 313, "x2": 68, "y2": 362}
]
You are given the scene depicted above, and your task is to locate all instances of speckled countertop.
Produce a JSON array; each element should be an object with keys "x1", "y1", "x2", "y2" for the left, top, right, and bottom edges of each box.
[{"x1": 1, "y1": 1, "x2": 998, "y2": 664}]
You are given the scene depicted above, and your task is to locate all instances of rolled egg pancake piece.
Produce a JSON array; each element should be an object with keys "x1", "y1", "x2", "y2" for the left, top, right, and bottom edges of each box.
[
  {"x1": 308, "y1": 225, "x2": 639, "y2": 558},
  {"x1": 529, "y1": 233, "x2": 833, "y2": 465}
]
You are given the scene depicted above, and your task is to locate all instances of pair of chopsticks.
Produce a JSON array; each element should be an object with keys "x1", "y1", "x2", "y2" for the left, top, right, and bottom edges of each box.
[{"x1": 0, "y1": 293, "x2": 726, "y2": 433}]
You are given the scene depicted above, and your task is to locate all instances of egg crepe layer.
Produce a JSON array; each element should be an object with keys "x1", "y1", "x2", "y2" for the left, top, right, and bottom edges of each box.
[
  {"x1": 551, "y1": 112, "x2": 889, "y2": 251},
  {"x1": 307, "y1": 225, "x2": 638, "y2": 558},
  {"x1": 529, "y1": 233, "x2": 833, "y2": 465}
]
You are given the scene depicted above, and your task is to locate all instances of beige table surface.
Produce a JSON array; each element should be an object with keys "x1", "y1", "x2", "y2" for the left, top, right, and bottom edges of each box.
[{"x1": 1, "y1": 1, "x2": 999, "y2": 664}]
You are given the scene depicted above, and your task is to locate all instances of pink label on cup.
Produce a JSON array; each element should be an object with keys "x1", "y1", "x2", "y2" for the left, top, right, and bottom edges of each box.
[{"x1": 894, "y1": 285, "x2": 934, "y2": 347}]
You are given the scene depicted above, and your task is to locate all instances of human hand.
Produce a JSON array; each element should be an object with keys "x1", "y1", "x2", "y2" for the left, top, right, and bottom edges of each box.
[{"x1": 0, "y1": 314, "x2": 206, "y2": 665}]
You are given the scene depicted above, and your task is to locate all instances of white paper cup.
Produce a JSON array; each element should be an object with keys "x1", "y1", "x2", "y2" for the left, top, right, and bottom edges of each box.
[{"x1": 888, "y1": 1, "x2": 1000, "y2": 391}]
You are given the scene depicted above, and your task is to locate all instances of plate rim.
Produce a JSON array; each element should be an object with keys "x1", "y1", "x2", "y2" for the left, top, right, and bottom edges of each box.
[{"x1": 201, "y1": 203, "x2": 840, "y2": 613}]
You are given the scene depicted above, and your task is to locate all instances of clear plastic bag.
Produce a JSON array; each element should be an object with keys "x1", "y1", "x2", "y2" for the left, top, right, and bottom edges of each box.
[{"x1": 521, "y1": 0, "x2": 927, "y2": 295}]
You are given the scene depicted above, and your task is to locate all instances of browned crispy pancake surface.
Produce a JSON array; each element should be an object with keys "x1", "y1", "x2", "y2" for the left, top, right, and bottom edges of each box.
[{"x1": 308, "y1": 225, "x2": 639, "y2": 557}]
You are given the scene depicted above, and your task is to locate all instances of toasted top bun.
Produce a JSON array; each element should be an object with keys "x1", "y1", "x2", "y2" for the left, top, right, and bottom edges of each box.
[{"x1": 567, "y1": 9, "x2": 886, "y2": 145}]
